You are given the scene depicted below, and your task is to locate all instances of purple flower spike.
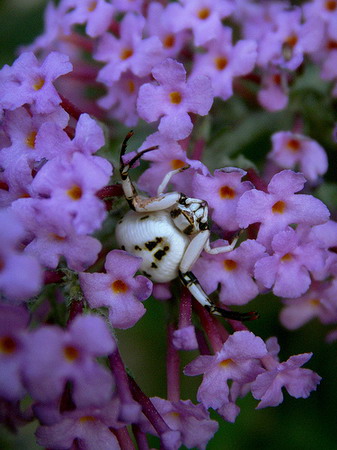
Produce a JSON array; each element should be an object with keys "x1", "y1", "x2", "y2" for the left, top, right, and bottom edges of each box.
[
  {"x1": 0, "y1": 52, "x2": 72, "y2": 114},
  {"x1": 237, "y1": 170, "x2": 330, "y2": 249},
  {"x1": 79, "y1": 250, "x2": 153, "y2": 329},
  {"x1": 137, "y1": 58, "x2": 213, "y2": 140}
]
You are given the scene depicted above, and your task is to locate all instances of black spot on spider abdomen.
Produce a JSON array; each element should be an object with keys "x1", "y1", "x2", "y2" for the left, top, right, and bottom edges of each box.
[
  {"x1": 145, "y1": 237, "x2": 163, "y2": 251},
  {"x1": 154, "y1": 249, "x2": 167, "y2": 260}
]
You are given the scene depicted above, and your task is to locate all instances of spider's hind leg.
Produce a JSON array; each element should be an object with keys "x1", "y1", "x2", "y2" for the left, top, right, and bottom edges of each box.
[{"x1": 179, "y1": 270, "x2": 258, "y2": 322}]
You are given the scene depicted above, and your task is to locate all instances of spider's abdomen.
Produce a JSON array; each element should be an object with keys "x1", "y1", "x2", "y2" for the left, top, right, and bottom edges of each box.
[{"x1": 116, "y1": 210, "x2": 189, "y2": 282}]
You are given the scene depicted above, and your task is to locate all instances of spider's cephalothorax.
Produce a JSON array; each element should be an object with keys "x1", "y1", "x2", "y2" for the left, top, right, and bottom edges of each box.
[{"x1": 115, "y1": 132, "x2": 257, "y2": 321}]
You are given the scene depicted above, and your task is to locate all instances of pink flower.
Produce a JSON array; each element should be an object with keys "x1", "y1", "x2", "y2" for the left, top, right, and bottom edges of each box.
[
  {"x1": 137, "y1": 58, "x2": 213, "y2": 140},
  {"x1": 79, "y1": 250, "x2": 153, "y2": 329},
  {"x1": 269, "y1": 131, "x2": 328, "y2": 182}
]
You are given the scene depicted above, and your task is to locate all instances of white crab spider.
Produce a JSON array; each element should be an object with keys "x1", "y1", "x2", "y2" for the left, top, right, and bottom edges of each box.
[{"x1": 115, "y1": 132, "x2": 257, "y2": 321}]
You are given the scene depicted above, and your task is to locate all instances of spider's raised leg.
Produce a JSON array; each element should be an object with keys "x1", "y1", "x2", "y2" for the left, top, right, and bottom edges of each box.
[{"x1": 120, "y1": 131, "x2": 181, "y2": 212}]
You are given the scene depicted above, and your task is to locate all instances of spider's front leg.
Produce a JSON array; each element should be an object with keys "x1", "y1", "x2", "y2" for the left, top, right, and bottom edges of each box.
[
  {"x1": 120, "y1": 131, "x2": 185, "y2": 212},
  {"x1": 179, "y1": 230, "x2": 258, "y2": 321}
]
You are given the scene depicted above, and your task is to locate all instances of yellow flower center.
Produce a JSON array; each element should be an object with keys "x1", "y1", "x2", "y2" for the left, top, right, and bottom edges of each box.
[
  {"x1": 33, "y1": 77, "x2": 45, "y2": 91},
  {"x1": 26, "y1": 131, "x2": 37, "y2": 149}
]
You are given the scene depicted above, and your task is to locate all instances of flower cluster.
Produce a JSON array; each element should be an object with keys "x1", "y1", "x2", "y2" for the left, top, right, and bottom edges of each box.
[{"x1": 1, "y1": 0, "x2": 336, "y2": 448}]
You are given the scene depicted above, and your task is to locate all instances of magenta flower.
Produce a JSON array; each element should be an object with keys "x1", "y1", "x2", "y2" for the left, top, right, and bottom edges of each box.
[
  {"x1": 79, "y1": 250, "x2": 153, "y2": 329},
  {"x1": 137, "y1": 58, "x2": 213, "y2": 140},
  {"x1": 269, "y1": 131, "x2": 328, "y2": 182},
  {"x1": 251, "y1": 337, "x2": 321, "y2": 408},
  {"x1": 184, "y1": 331, "x2": 267, "y2": 411},
  {"x1": 23, "y1": 314, "x2": 116, "y2": 407},
  {"x1": 193, "y1": 167, "x2": 253, "y2": 231},
  {"x1": 254, "y1": 227, "x2": 327, "y2": 298},
  {"x1": 236, "y1": 170, "x2": 330, "y2": 249},
  {"x1": 0, "y1": 51, "x2": 72, "y2": 114},
  {"x1": 193, "y1": 239, "x2": 267, "y2": 306}
]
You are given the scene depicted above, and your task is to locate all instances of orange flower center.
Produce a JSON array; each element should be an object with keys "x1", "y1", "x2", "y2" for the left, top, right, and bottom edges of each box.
[
  {"x1": 87, "y1": 1, "x2": 97, "y2": 11},
  {"x1": 287, "y1": 138, "x2": 301, "y2": 152},
  {"x1": 111, "y1": 279, "x2": 128, "y2": 293},
  {"x1": 0, "y1": 336, "x2": 17, "y2": 354},
  {"x1": 223, "y1": 259, "x2": 237, "y2": 271},
  {"x1": 163, "y1": 34, "x2": 175, "y2": 49},
  {"x1": 120, "y1": 48, "x2": 133, "y2": 60},
  {"x1": 127, "y1": 80, "x2": 135, "y2": 93},
  {"x1": 281, "y1": 252, "x2": 293, "y2": 262},
  {"x1": 171, "y1": 159, "x2": 186, "y2": 170},
  {"x1": 67, "y1": 185, "x2": 82, "y2": 200},
  {"x1": 169, "y1": 91, "x2": 182, "y2": 104},
  {"x1": 63, "y1": 345, "x2": 80, "y2": 362},
  {"x1": 272, "y1": 200, "x2": 286, "y2": 214},
  {"x1": 325, "y1": 0, "x2": 337, "y2": 11},
  {"x1": 197, "y1": 8, "x2": 210, "y2": 20},
  {"x1": 214, "y1": 56, "x2": 228, "y2": 71},
  {"x1": 219, "y1": 185, "x2": 235, "y2": 199},
  {"x1": 219, "y1": 358, "x2": 233, "y2": 367}
]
